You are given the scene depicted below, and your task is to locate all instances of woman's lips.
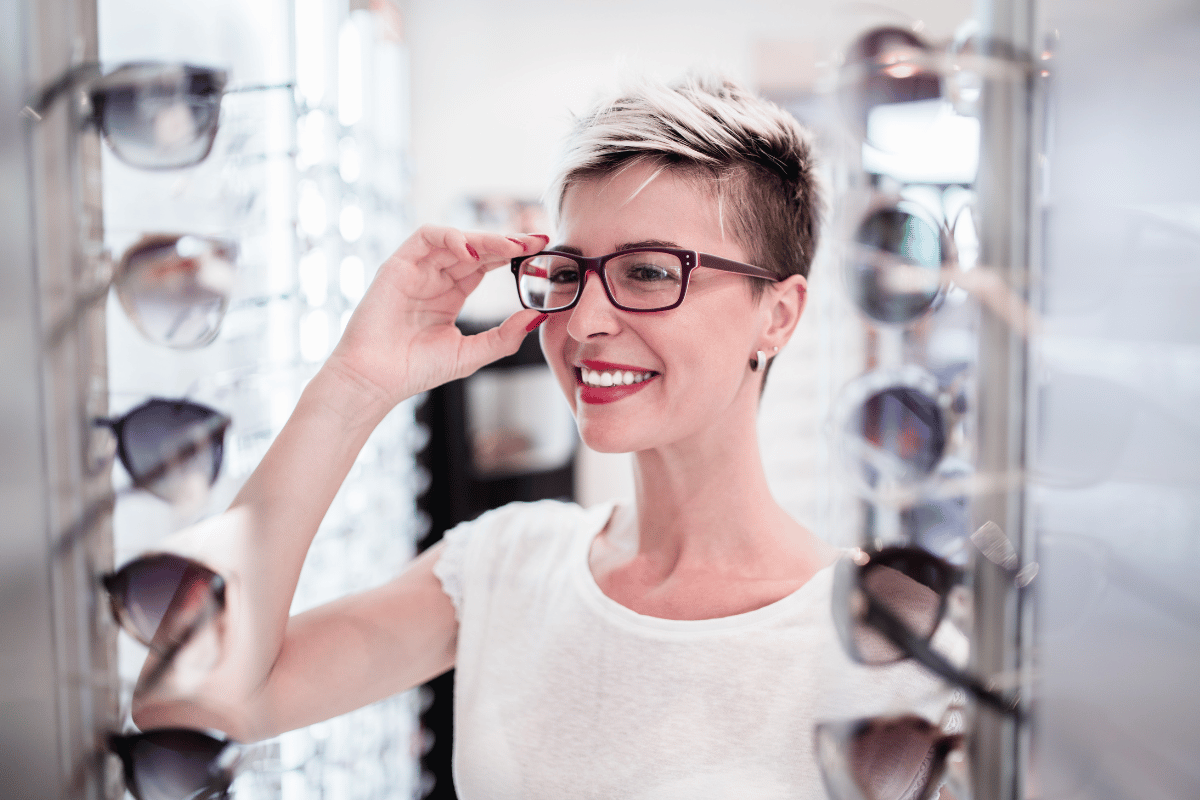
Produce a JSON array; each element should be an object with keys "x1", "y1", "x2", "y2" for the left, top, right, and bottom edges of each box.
[{"x1": 575, "y1": 360, "x2": 658, "y2": 405}]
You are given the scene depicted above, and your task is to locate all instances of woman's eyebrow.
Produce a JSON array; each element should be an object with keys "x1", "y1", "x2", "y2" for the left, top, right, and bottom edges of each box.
[
  {"x1": 550, "y1": 239, "x2": 682, "y2": 256},
  {"x1": 616, "y1": 239, "x2": 679, "y2": 251}
]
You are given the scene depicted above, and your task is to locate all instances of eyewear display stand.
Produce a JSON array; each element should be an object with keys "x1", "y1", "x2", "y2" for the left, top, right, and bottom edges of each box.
[
  {"x1": 970, "y1": 2, "x2": 1036, "y2": 800},
  {"x1": 2, "y1": 0, "x2": 119, "y2": 798}
]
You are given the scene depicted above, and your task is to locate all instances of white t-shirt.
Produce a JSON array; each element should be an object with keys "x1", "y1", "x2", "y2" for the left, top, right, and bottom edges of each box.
[{"x1": 433, "y1": 499, "x2": 956, "y2": 800}]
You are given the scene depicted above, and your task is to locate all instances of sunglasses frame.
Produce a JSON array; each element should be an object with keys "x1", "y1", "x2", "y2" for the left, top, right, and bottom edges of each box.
[
  {"x1": 93, "y1": 397, "x2": 231, "y2": 501},
  {"x1": 100, "y1": 552, "x2": 227, "y2": 649},
  {"x1": 511, "y1": 246, "x2": 781, "y2": 314},
  {"x1": 108, "y1": 727, "x2": 241, "y2": 800},
  {"x1": 833, "y1": 545, "x2": 1021, "y2": 716},
  {"x1": 24, "y1": 61, "x2": 230, "y2": 170},
  {"x1": 843, "y1": 196, "x2": 957, "y2": 327}
]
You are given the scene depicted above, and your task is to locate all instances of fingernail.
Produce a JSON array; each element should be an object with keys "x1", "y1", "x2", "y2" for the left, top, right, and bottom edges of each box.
[
  {"x1": 506, "y1": 236, "x2": 528, "y2": 252},
  {"x1": 525, "y1": 313, "x2": 548, "y2": 332},
  {"x1": 466, "y1": 243, "x2": 480, "y2": 261},
  {"x1": 532, "y1": 234, "x2": 550, "y2": 244}
]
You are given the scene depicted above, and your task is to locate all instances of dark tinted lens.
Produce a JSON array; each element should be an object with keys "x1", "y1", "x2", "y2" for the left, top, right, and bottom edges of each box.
[
  {"x1": 516, "y1": 254, "x2": 581, "y2": 311},
  {"x1": 118, "y1": 399, "x2": 227, "y2": 503},
  {"x1": 849, "y1": 716, "x2": 947, "y2": 800},
  {"x1": 853, "y1": 386, "x2": 946, "y2": 488},
  {"x1": 836, "y1": 548, "x2": 955, "y2": 666},
  {"x1": 115, "y1": 729, "x2": 232, "y2": 800},
  {"x1": 95, "y1": 64, "x2": 224, "y2": 169},
  {"x1": 850, "y1": 208, "x2": 944, "y2": 325},
  {"x1": 109, "y1": 554, "x2": 223, "y2": 649},
  {"x1": 116, "y1": 235, "x2": 238, "y2": 348}
]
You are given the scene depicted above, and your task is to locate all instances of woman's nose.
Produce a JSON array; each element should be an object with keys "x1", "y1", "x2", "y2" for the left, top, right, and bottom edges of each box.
[{"x1": 566, "y1": 271, "x2": 620, "y2": 340}]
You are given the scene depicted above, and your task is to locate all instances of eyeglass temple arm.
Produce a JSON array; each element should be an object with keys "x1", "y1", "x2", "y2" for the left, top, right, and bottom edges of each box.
[
  {"x1": 697, "y1": 253, "x2": 781, "y2": 281},
  {"x1": 21, "y1": 62, "x2": 104, "y2": 120},
  {"x1": 865, "y1": 593, "x2": 1022, "y2": 718}
]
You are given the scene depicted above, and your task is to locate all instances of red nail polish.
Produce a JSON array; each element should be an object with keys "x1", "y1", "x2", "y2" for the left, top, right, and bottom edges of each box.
[
  {"x1": 506, "y1": 236, "x2": 528, "y2": 252},
  {"x1": 465, "y1": 243, "x2": 480, "y2": 261},
  {"x1": 525, "y1": 313, "x2": 548, "y2": 332},
  {"x1": 532, "y1": 234, "x2": 550, "y2": 244}
]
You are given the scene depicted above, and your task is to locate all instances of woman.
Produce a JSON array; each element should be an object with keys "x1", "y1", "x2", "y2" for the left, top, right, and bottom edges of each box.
[{"x1": 134, "y1": 75, "x2": 947, "y2": 798}]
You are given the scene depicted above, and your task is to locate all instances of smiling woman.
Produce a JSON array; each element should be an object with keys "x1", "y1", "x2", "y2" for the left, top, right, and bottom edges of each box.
[{"x1": 133, "y1": 74, "x2": 955, "y2": 799}]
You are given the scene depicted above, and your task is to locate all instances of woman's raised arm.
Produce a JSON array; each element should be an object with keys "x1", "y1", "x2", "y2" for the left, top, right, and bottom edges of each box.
[{"x1": 131, "y1": 227, "x2": 545, "y2": 740}]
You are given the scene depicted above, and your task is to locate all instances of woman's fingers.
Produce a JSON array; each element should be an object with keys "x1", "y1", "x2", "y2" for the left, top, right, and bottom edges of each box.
[{"x1": 453, "y1": 307, "x2": 546, "y2": 379}]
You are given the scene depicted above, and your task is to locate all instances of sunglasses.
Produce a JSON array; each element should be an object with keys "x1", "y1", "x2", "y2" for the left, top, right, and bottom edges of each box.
[
  {"x1": 836, "y1": 368, "x2": 968, "y2": 500},
  {"x1": 48, "y1": 233, "x2": 240, "y2": 350},
  {"x1": 838, "y1": 23, "x2": 1019, "y2": 153},
  {"x1": 845, "y1": 199, "x2": 956, "y2": 327},
  {"x1": 102, "y1": 552, "x2": 225, "y2": 653},
  {"x1": 24, "y1": 62, "x2": 228, "y2": 170},
  {"x1": 832, "y1": 544, "x2": 1021, "y2": 716},
  {"x1": 108, "y1": 727, "x2": 243, "y2": 800},
  {"x1": 94, "y1": 397, "x2": 231, "y2": 505},
  {"x1": 815, "y1": 712, "x2": 964, "y2": 800}
]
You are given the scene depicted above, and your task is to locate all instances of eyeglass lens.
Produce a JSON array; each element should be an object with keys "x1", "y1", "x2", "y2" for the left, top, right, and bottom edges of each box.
[
  {"x1": 108, "y1": 398, "x2": 227, "y2": 503},
  {"x1": 96, "y1": 64, "x2": 225, "y2": 170},
  {"x1": 850, "y1": 208, "x2": 945, "y2": 325},
  {"x1": 116, "y1": 235, "x2": 238, "y2": 349},
  {"x1": 106, "y1": 553, "x2": 223, "y2": 651},
  {"x1": 112, "y1": 729, "x2": 233, "y2": 800},
  {"x1": 851, "y1": 386, "x2": 947, "y2": 488},
  {"x1": 516, "y1": 250, "x2": 686, "y2": 311}
]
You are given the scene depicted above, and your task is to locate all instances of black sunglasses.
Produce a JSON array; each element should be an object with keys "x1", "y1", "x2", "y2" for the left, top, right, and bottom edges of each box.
[
  {"x1": 102, "y1": 553, "x2": 225, "y2": 653},
  {"x1": 24, "y1": 61, "x2": 228, "y2": 170},
  {"x1": 832, "y1": 545, "x2": 1021, "y2": 716},
  {"x1": 815, "y1": 712, "x2": 964, "y2": 800},
  {"x1": 511, "y1": 246, "x2": 780, "y2": 313},
  {"x1": 108, "y1": 727, "x2": 242, "y2": 800},
  {"x1": 94, "y1": 397, "x2": 231, "y2": 505}
]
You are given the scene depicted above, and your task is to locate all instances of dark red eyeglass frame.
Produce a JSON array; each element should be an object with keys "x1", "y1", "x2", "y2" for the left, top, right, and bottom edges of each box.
[{"x1": 510, "y1": 246, "x2": 782, "y2": 313}]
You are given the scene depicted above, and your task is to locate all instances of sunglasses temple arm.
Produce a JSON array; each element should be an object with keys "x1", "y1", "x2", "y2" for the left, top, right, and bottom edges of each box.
[
  {"x1": 225, "y1": 81, "x2": 296, "y2": 94},
  {"x1": 21, "y1": 62, "x2": 104, "y2": 120},
  {"x1": 45, "y1": 282, "x2": 114, "y2": 350},
  {"x1": 866, "y1": 595, "x2": 1022, "y2": 719}
]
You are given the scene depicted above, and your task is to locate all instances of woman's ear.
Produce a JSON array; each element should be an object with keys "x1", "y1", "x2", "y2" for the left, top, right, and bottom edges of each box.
[{"x1": 758, "y1": 274, "x2": 807, "y2": 351}]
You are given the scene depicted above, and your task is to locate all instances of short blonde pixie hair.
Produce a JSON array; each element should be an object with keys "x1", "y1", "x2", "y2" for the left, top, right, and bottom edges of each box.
[{"x1": 547, "y1": 73, "x2": 822, "y2": 291}]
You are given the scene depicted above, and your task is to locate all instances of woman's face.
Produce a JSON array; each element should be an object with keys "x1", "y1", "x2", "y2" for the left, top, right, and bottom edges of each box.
[{"x1": 539, "y1": 162, "x2": 775, "y2": 455}]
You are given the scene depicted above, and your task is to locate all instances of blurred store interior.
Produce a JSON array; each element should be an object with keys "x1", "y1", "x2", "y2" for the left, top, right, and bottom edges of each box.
[{"x1": 3, "y1": 0, "x2": 1199, "y2": 798}]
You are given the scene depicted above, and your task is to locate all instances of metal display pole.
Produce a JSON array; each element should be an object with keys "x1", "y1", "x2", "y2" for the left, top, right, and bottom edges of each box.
[
  {"x1": 970, "y1": 0, "x2": 1036, "y2": 798},
  {"x1": 1, "y1": 0, "x2": 116, "y2": 797}
]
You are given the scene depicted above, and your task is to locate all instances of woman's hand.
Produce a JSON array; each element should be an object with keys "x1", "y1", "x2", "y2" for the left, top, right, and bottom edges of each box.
[{"x1": 324, "y1": 226, "x2": 547, "y2": 413}]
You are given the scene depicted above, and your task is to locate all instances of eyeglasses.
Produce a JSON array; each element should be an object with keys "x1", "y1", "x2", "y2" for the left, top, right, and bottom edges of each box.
[
  {"x1": 24, "y1": 61, "x2": 229, "y2": 170},
  {"x1": 108, "y1": 727, "x2": 243, "y2": 800},
  {"x1": 94, "y1": 397, "x2": 231, "y2": 505},
  {"x1": 815, "y1": 712, "x2": 964, "y2": 800},
  {"x1": 511, "y1": 247, "x2": 780, "y2": 313},
  {"x1": 49, "y1": 233, "x2": 240, "y2": 350},
  {"x1": 832, "y1": 543, "x2": 1021, "y2": 715}
]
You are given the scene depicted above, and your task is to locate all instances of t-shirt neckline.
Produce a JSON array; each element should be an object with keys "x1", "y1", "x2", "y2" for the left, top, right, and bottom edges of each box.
[{"x1": 570, "y1": 500, "x2": 837, "y2": 634}]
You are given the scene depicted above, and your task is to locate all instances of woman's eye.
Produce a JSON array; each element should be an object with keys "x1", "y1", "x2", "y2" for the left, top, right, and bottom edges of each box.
[
  {"x1": 626, "y1": 263, "x2": 675, "y2": 282},
  {"x1": 548, "y1": 266, "x2": 580, "y2": 284}
]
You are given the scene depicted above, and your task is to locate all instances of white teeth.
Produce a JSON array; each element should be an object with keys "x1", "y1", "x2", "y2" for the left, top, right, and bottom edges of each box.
[{"x1": 581, "y1": 368, "x2": 654, "y2": 387}]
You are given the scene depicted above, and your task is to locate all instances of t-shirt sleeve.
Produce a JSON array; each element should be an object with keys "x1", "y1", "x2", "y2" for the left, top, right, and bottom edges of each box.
[{"x1": 432, "y1": 521, "x2": 475, "y2": 620}]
